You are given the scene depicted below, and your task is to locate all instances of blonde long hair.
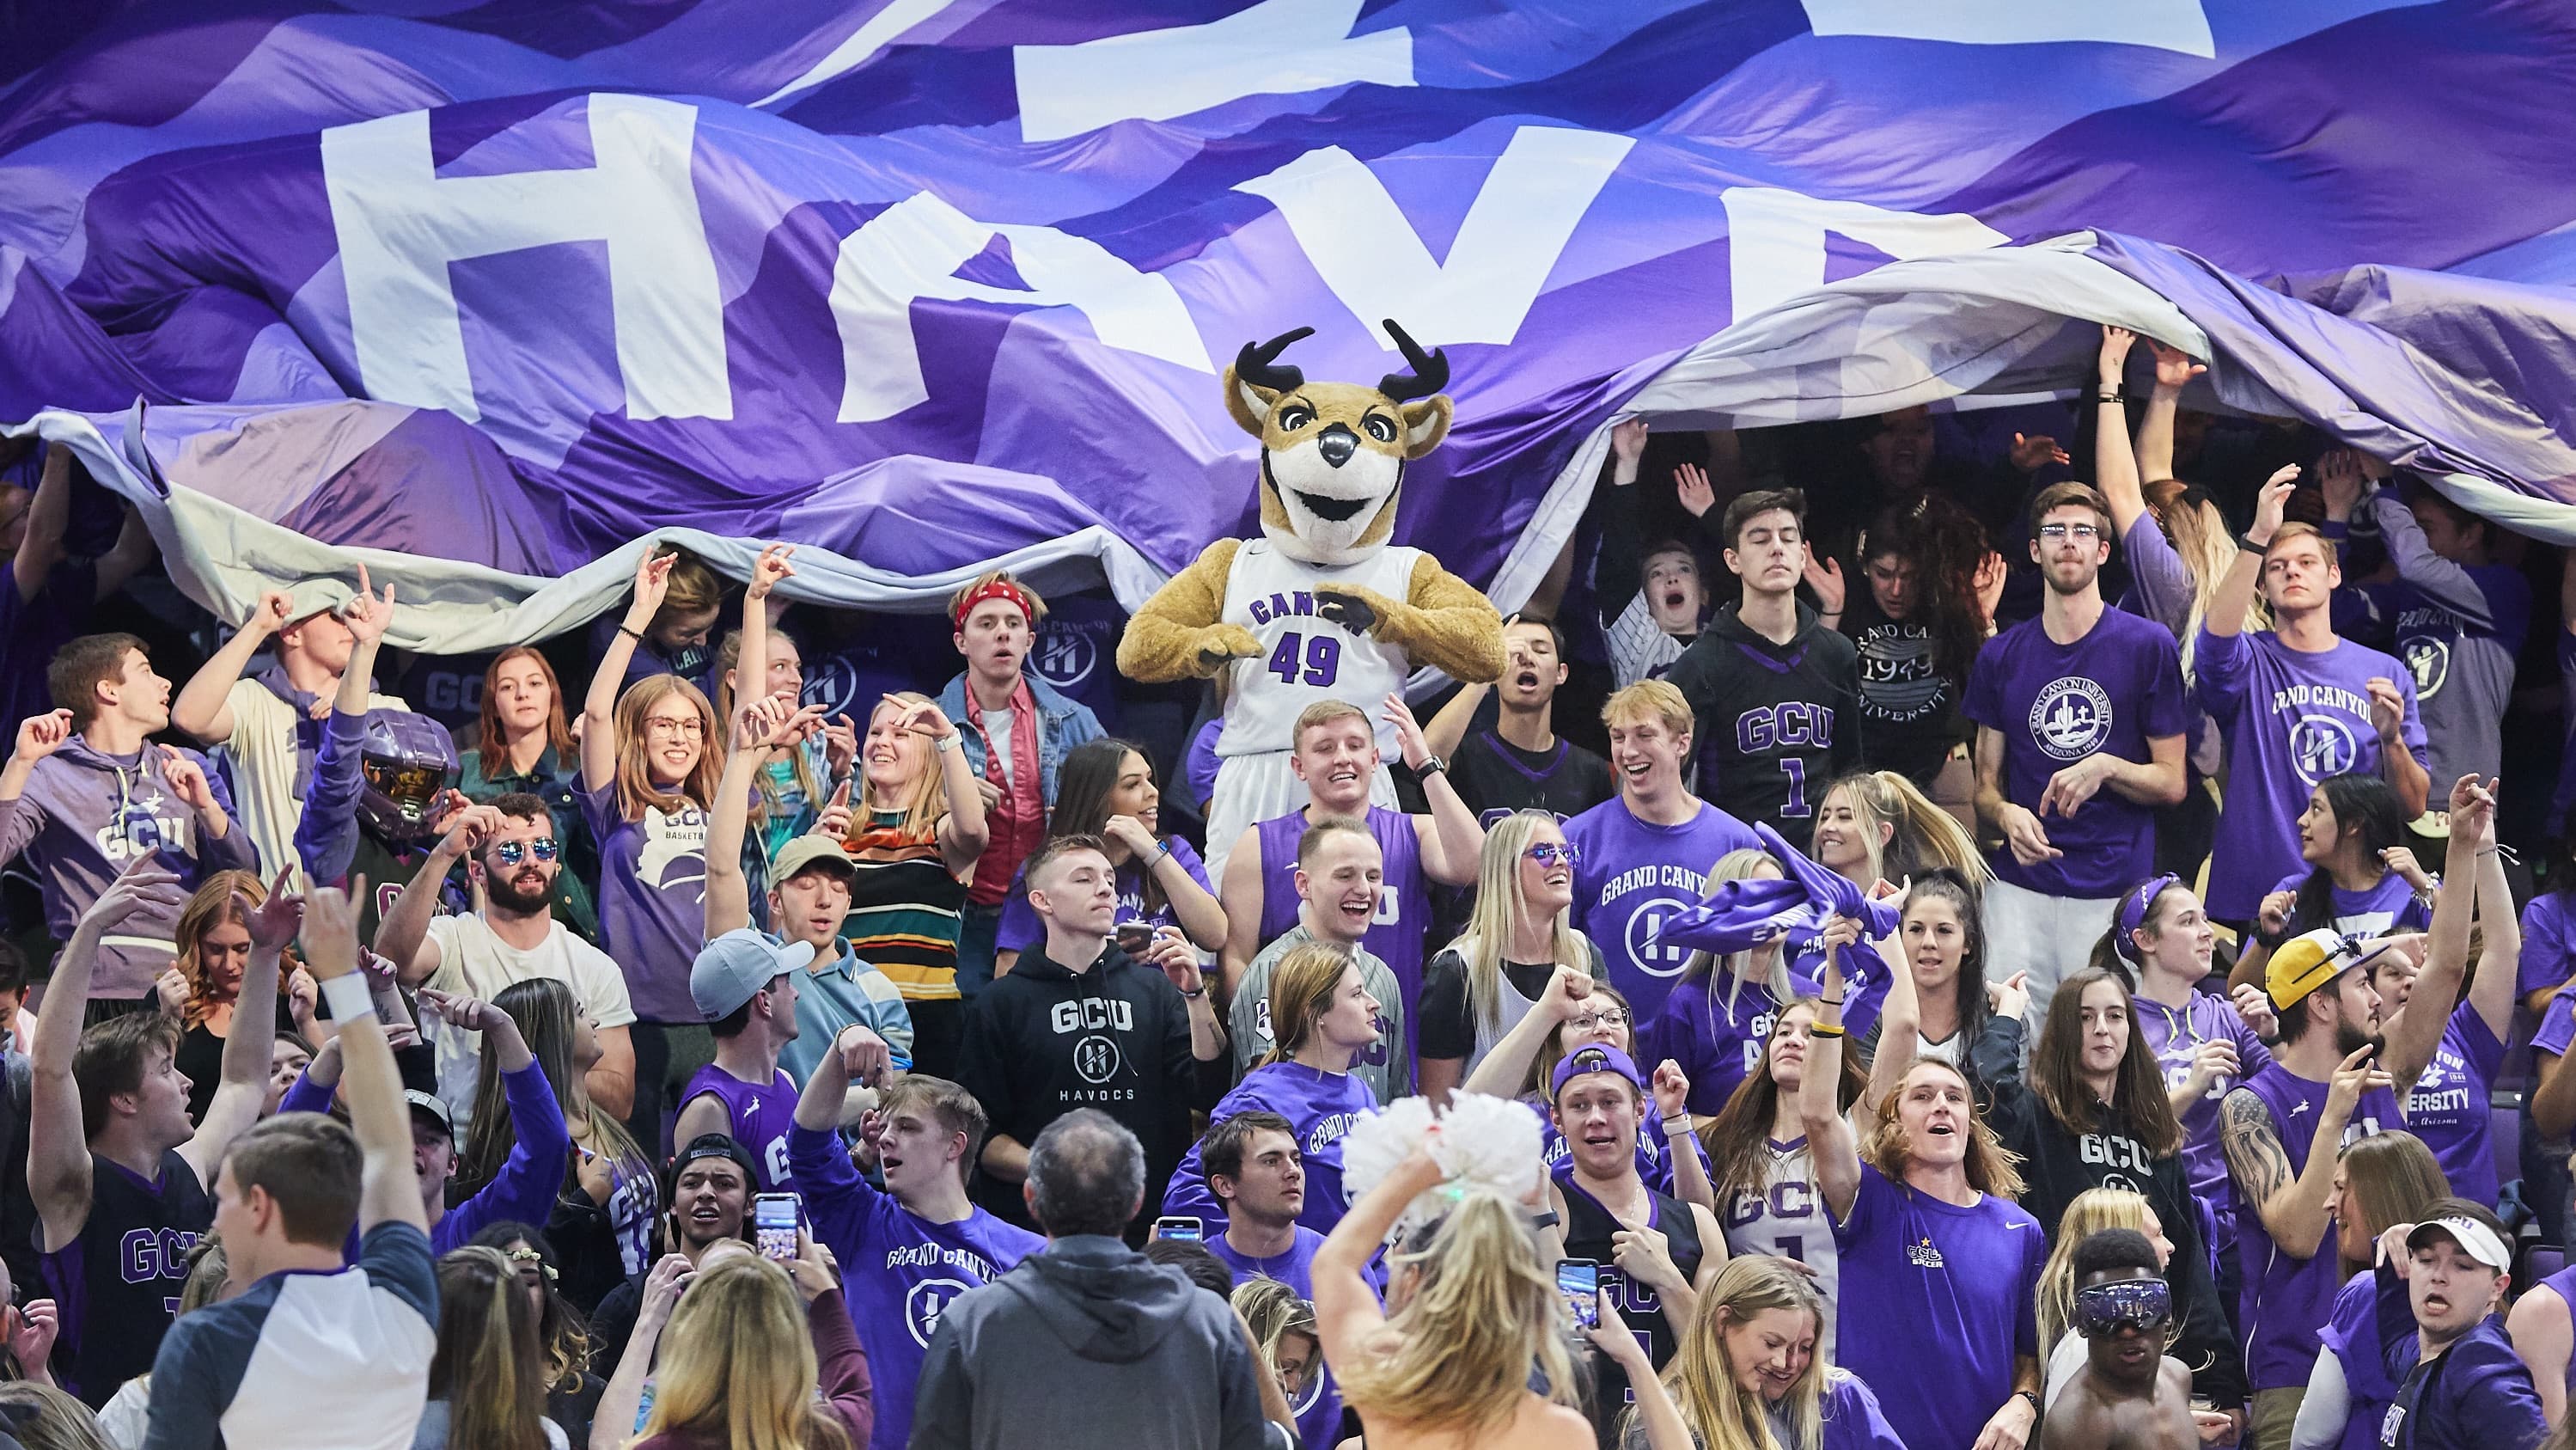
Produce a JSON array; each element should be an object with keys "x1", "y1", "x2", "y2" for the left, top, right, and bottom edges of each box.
[
  {"x1": 639, "y1": 1255, "x2": 851, "y2": 1450},
  {"x1": 432, "y1": 1246, "x2": 551, "y2": 1450},
  {"x1": 1679, "y1": 849, "x2": 1797, "y2": 1026},
  {"x1": 714, "y1": 627, "x2": 824, "y2": 835},
  {"x1": 854, "y1": 692, "x2": 951, "y2": 845},
  {"x1": 2144, "y1": 478, "x2": 2268, "y2": 679},
  {"x1": 610, "y1": 674, "x2": 722, "y2": 820},
  {"x1": 2035, "y1": 1188, "x2": 2156, "y2": 1352},
  {"x1": 1335, "y1": 1189, "x2": 1578, "y2": 1437},
  {"x1": 1861, "y1": 1057, "x2": 2024, "y2": 1199},
  {"x1": 1442, "y1": 811, "x2": 1592, "y2": 1043},
  {"x1": 1259, "y1": 944, "x2": 1355, "y2": 1068},
  {"x1": 173, "y1": 868, "x2": 294, "y2": 1028},
  {"x1": 1651, "y1": 1256, "x2": 1832, "y2": 1450},
  {"x1": 1815, "y1": 771, "x2": 1988, "y2": 887}
]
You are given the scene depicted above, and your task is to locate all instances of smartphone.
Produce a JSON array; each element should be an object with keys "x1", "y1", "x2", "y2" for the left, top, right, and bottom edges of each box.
[
  {"x1": 1116, "y1": 922, "x2": 1155, "y2": 954},
  {"x1": 1153, "y1": 1215, "x2": 1204, "y2": 1243},
  {"x1": 1557, "y1": 1258, "x2": 1599, "y2": 1331},
  {"x1": 754, "y1": 1193, "x2": 801, "y2": 1262}
]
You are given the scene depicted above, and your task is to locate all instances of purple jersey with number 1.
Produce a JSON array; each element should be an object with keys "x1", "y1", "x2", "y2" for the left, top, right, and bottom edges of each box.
[
  {"x1": 1252, "y1": 806, "x2": 1428, "y2": 1041},
  {"x1": 679, "y1": 1064, "x2": 798, "y2": 1190}
]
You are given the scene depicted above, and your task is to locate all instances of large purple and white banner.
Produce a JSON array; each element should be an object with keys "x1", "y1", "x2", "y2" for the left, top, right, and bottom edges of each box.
[{"x1": 5, "y1": 1, "x2": 2576, "y2": 648}]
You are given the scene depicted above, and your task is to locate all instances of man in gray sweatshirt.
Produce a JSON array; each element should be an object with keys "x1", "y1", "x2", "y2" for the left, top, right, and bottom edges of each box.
[
  {"x1": 0, "y1": 633, "x2": 255, "y2": 1000},
  {"x1": 912, "y1": 1109, "x2": 1280, "y2": 1450}
]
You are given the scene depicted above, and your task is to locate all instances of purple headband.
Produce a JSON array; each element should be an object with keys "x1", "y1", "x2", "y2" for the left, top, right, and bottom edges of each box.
[{"x1": 2111, "y1": 874, "x2": 2184, "y2": 967}]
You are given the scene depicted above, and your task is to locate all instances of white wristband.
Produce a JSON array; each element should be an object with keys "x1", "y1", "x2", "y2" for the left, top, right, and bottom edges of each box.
[{"x1": 320, "y1": 973, "x2": 376, "y2": 1025}]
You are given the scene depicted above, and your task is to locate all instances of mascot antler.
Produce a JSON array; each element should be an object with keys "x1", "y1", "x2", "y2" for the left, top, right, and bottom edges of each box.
[
  {"x1": 1234, "y1": 327, "x2": 1315, "y2": 393},
  {"x1": 1377, "y1": 319, "x2": 1450, "y2": 402}
]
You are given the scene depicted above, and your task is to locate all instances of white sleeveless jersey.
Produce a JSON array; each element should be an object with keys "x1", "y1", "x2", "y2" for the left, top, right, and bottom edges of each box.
[
  {"x1": 1720, "y1": 1135, "x2": 1840, "y2": 1358},
  {"x1": 1217, "y1": 541, "x2": 1420, "y2": 759}
]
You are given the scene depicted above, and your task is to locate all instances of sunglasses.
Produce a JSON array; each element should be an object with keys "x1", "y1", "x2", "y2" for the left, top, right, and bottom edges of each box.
[
  {"x1": 2072, "y1": 1277, "x2": 2170, "y2": 1337},
  {"x1": 1526, "y1": 842, "x2": 1581, "y2": 868},
  {"x1": 491, "y1": 838, "x2": 560, "y2": 865}
]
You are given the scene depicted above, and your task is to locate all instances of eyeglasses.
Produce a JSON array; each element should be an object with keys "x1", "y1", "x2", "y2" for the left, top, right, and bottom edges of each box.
[
  {"x1": 492, "y1": 838, "x2": 559, "y2": 865},
  {"x1": 644, "y1": 715, "x2": 705, "y2": 738},
  {"x1": 1567, "y1": 1008, "x2": 1629, "y2": 1030},
  {"x1": 1525, "y1": 842, "x2": 1580, "y2": 868},
  {"x1": 2036, "y1": 523, "x2": 2103, "y2": 541}
]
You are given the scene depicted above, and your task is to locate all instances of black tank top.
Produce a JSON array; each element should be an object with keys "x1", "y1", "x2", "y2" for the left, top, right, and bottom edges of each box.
[
  {"x1": 1560, "y1": 1174, "x2": 1703, "y2": 1447},
  {"x1": 44, "y1": 1152, "x2": 212, "y2": 1407}
]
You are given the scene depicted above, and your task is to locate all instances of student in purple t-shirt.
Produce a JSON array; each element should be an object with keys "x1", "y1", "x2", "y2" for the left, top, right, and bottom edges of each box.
[
  {"x1": 1965, "y1": 480, "x2": 2189, "y2": 1026},
  {"x1": 674, "y1": 930, "x2": 808, "y2": 1191},
  {"x1": 1217, "y1": 699, "x2": 1481, "y2": 1039},
  {"x1": 1565, "y1": 680, "x2": 1760, "y2": 1026},
  {"x1": 2220, "y1": 927, "x2": 2420, "y2": 1442},
  {"x1": 2516, "y1": 849, "x2": 2576, "y2": 1019},
  {"x1": 583, "y1": 549, "x2": 726, "y2": 1147},
  {"x1": 2198, "y1": 469, "x2": 2431, "y2": 931},
  {"x1": 1192, "y1": 1112, "x2": 1347, "y2": 1450},
  {"x1": 2239, "y1": 776, "x2": 2433, "y2": 992},
  {"x1": 2108, "y1": 876, "x2": 2273, "y2": 1244},
  {"x1": 1801, "y1": 942, "x2": 2048, "y2": 1450},
  {"x1": 789, "y1": 1030, "x2": 1044, "y2": 1450},
  {"x1": 992, "y1": 739, "x2": 1223, "y2": 976},
  {"x1": 2364, "y1": 789, "x2": 2518, "y2": 1208}
]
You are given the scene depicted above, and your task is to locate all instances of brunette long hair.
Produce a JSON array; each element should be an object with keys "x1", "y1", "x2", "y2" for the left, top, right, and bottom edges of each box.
[{"x1": 2030, "y1": 968, "x2": 2183, "y2": 1156}]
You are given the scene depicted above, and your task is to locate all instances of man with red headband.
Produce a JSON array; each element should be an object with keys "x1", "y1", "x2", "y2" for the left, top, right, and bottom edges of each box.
[{"x1": 934, "y1": 570, "x2": 1104, "y2": 1003}]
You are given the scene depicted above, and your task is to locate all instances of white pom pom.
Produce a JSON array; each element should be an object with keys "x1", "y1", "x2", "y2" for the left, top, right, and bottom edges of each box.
[{"x1": 1339, "y1": 1092, "x2": 1543, "y2": 1239}]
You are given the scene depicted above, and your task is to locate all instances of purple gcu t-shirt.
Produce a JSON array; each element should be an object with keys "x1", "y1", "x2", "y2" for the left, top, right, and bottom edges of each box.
[
  {"x1": 2232, "y1": 1061, "x2": 2402, "y2": 1391},
  {"x1": 2407, "y1": 1006, "x2": 2505, "y2": 1207},
  {"x1": 1651, "y1": 970, "x2": 1816, "y2": 1116},
  {"x1": 1962, "y1": 609, "x2": 2189, "y2": 898},
  {"x1": 577, "y1": 779, "x2": 711, "y2": 1023},
  {"x1": 2133, "y1": 990, "x2": 2271, "y2": 1232},
  {"x1": 680, "y1": 1064, "x2": 798, "y2": 1190},
  {"x1": 788, "y1": 1125, "x2": 1045, "y2": 1450},
  {"x1": 2266, "y1": 871, "x2": 2432, "y2": 939},
  {"x1": 1830, "y1": 1166, "x2": 2045, "y2": 1450},
  {"x1": 1253, "y1": 806, "x2": 1429, "y2": 1031},
  {"x1": 2519, "y1": 891, "x2": 2576, "y2": 1002},
  {"x1": 1564, "y1": 798, "x2": 1761, "y2": 1025},
  {"x1": 1206, "y1": 1228, "x2": 1345, "y2": 1450},
  {"x1": 2194, "y1": 628, "x2": 2426, "y2": 921}
]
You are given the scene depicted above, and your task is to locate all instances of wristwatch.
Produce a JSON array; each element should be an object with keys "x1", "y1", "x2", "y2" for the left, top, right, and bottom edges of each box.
[
  {"x1": 934, "y1": 732, "x2": 961, "y2": 753},
  {"x1": 1416, "y1": 755, "x2": 1447, "y2": 778},
  {"x1": 1529, "y1": 1209, "x2": 1560, "y2": 1232}
]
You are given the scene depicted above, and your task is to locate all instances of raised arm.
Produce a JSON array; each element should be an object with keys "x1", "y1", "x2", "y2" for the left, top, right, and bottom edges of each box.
[
  {"x1": 2207, "y1": 468, "x2": 2299, "y2": 640},
  {"x1": 10, "y1": 444, "x2": 69, "y2": 604},
  {"x1": 176, "y1": 870, "x2": 300, "y2": 1183},
  {"x1": 1419, "y1": 676, "x2": 1489, "y2": 762},
  {"x1": 584, "y1": 550, "x2": 675, "y2": 792},
  {"x1": 2221, "y1": 1045, "x2": 2384, "y2": 1259},
  {"x1": 1386, "y1": 694, "x2": 1484, "y2": 888},
  {"x1": 295, "y1": 570, "x2": 395, "y2": 886},
  {"x1": 1107, "y1": 816, "x2": 1226, "y2": 951},
  {"x1": 889, "y1": 696, "x2": 987, "y2": 875},
  {"x1": 1313, "y1": 1148, "x2": 1442, "y2": 1373},
  {"x1": 1804, "y1": 928, "x2": 1865, "y2": 1222},
  {"x1": 2136, "y1": 340, "x2": 2205, "y2": 488},
  {"x1": 2459, "y1": 780, "x2": 2518, "y2": 1042},
  {"x1": 708, "y1": 694, "x2": 820, "y2": 936},
  {"x1": 375, "y1": 808, "x2": 496, "y2": 987},
  {"x1": 32, "y1": 854, "x2": 186, "y2": 1250},
  {"x1": 1864, "y1": 910, "x2": 1920, "y2": 1112},
  {"x1": 2366, "y1": 676, "x2": 2431, "y2": 820},
  {"x1": 736, "y1": 543, "x2": 796, "y2": 725},
  {"x1": 95, "y1": 504, "x2": 156, "y2": 603},
  {"x1": 2094, "y1": 327, "x2": 2149, "y2": 538},
  {"x1": 1592, "y1": 419, "x2": 1650, "y2": 619},
  {"x1": 172, "y1": 590, "x2": 291, "y2": 744},
  {"x1": 304, "y1": 882, "x2": 430, "y2": 1233},
  {"x1": 1462, "y1": 966, "x2": 1590, "y2": 1100}
]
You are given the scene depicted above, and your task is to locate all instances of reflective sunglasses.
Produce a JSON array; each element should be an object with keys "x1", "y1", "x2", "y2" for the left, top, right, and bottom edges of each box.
[
  {"x1": 1526, "y1": 841, "x2": 1581, "y2": 868},
  {"x1": 492, "y1": 837, "x2": 560, "y2": 865},
  {"x1": 2072, "y1": 1277, "x2": 2170, "y2": 1337}
]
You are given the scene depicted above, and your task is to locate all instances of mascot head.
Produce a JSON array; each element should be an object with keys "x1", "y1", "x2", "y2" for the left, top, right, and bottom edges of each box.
[{"x1": 1225, "y1": 320, "x2": 1453, "y2": 567}]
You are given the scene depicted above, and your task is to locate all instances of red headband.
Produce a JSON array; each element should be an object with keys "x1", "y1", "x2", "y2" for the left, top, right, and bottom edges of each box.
[{"x1": 953, "y1": 578, "x2": 1033, "y2": 628}]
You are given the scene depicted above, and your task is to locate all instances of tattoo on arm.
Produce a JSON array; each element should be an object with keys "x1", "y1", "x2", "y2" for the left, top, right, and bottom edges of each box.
[{"x1": 2220, "y1": 1089, "x2": 2291, "y2": 1207}]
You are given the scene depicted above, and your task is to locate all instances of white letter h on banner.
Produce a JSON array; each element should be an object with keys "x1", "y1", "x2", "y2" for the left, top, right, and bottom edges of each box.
[{"x1": 321, "y1": 94, "x2": 731, "y2": 424}]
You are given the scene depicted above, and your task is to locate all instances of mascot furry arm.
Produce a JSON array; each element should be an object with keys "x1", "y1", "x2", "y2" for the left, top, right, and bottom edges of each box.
[{"x1": 1116, "y1": 322, "x2": 1506, "y2": 686}]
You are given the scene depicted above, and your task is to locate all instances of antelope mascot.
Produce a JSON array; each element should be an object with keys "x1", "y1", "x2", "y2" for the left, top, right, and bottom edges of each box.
[{"x1": 1117, "y1": 321, "x2": 1506, "y2": 888}]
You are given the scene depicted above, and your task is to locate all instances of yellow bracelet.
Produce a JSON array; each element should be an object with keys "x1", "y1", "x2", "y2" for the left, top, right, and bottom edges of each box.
[{"x1": 1809, "y1": 1024, "x2": 1847, "y2": 1038}]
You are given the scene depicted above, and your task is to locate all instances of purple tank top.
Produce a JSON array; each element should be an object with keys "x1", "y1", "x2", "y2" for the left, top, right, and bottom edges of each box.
[
  {"x1": 2233, "y1": 1061, "x2": 2401, "y2": 1391},
  {"x1": 1253, "y1": 805, "x2": 1430, "y2": 1015},
  {"x1": 2543, "y1": 1263, "x2": 2576, "y2": 1390},
  {"x1": 681, "y1": 1064, "x2": 799, "y2": 1190}
]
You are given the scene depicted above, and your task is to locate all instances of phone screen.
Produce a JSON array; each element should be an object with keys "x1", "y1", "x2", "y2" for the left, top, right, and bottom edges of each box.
[
  {"x1": 754, "y1": 1193, "x2": 800, "y2": 1262},
  {"x1": 1557, "y1": 1259, "x2": 1599, "y2": 1330},
  {"x1": 1154, "y1": 1215, "x2": 1204, "y2": 1243}
]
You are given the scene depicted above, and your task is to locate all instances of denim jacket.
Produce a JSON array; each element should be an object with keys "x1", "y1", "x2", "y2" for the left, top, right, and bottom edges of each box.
[{"x1": 932, "y1": 671, "x2": 1104, "y2": 808}]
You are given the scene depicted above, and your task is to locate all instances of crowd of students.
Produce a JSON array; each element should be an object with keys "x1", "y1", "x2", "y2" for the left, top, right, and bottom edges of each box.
[{"x1": 3, "y1": 316, "x2": 2576, "y2": 1449}]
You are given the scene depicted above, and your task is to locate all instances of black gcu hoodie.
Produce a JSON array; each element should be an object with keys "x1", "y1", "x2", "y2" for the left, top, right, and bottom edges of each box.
[{"x1": 958, "y1": 943, "x2": 1218, "y2": 1230}]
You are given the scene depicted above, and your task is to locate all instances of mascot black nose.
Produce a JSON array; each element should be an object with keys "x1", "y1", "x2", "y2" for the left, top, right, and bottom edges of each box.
[{"x1": 1315, "y1": 423, "x2": 1358, "y2": 468}]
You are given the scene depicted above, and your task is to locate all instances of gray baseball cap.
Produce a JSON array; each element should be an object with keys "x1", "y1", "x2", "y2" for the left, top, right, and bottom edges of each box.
[{"x1": 689, "y1": 928, "x2": 815, "y2": 1020}]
